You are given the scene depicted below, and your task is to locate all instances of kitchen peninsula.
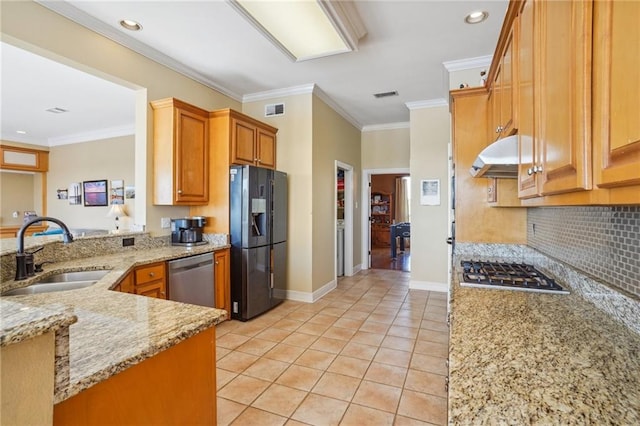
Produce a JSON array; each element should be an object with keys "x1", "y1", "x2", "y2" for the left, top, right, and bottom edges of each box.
[{"x1": 0, "y1": 232, "x2": 228, "y2": 424}]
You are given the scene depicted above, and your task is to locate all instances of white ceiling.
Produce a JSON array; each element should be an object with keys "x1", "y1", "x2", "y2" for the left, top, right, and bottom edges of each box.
[{"x1": 2, "y1": 0, "x2": 507, "y2": 146}]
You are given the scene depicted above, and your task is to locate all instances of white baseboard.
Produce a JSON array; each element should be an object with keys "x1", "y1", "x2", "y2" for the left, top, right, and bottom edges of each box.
[
  {"x1": 351, "y1": 263, "x2": 362, "y2": 275},
  {"x1": 275, "y1": 279, "x2": 337, "y2": 303},
  {"x1": 409, "y1": 280, "x2": 448, "y2": 293}
]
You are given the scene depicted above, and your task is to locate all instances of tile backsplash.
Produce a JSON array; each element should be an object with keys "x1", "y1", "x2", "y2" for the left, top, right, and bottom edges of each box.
[{"x1": 527, "y1": 206, "x2": 640, "y2": 299}]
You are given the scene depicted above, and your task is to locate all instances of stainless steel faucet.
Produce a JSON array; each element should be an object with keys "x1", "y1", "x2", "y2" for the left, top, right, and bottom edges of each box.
[{"x1": 15, "y1": 216, "x2": 74, "y2": 280}]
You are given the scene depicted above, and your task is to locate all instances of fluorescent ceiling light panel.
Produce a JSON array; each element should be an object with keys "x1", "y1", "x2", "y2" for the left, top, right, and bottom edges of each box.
[{"x1": 231, "y1": 0, "x2": 365, "y2": 62}]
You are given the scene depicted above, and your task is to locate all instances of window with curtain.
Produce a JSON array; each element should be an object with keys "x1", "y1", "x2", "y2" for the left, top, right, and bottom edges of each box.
[{"x1": 395, "y1": 176, "x2": 410, "y2": 223}]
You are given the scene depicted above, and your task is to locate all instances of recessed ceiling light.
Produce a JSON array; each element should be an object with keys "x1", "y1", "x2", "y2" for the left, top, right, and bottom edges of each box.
[
  {"x1": 465, "y1": 11, "x2": 489, "y2": 24},
  {"x1": 120, "y1": 19, "x2": 143, "y2": 31}
]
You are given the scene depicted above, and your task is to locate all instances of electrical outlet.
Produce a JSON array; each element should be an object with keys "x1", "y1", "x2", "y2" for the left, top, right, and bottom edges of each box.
[
  {"x1": 12, "y1": 211, "x2": 19, "y2": 218},
  {"x1": 122, "y1": 237, "x2": 135, "y2": 247},
  {"x1": 161, "y1": 217, "x2": 171, "y2": 229}
]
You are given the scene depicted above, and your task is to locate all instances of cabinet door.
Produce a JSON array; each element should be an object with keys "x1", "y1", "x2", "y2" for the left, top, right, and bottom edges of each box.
[
  {"x1": 135, "y1": 263, "x2": 167, "y2": 299},
  {"x1": 537, "y1": 0, "x2": 592, "y2": 195},
  {"x1": 500, "y1": 29, "x2": 515, "y2": 138},
  {"x1": 214, "y1": 249, "x2": 230, "y2": 315},
  {"x1": 256, "y1": 128, "x2": 276, "y2": 169},
  {"x1": 117, "y1": 272, "x2": 135, "y2": 294},
  {"x1": 592, "y1": 0, "x2": 640, "y2": 190},
  {"x1": 517, "y1": 0, "x2": 538, "y2": 198},
  {"x1": 231, "y1": 118, "x2": 257, "y2": 166},
  {"x1": 175, "y1": 107, "x2": 209, "y2": 204},
  {"x1": 135, "y1": 280, "x2": 166, "y2": 299},
  {"x1": 489, "y1": 73, "x2": 501, "y2": 142}
]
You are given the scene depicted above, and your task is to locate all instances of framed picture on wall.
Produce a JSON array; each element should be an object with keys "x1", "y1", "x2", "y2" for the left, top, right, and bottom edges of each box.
[
  {"x1": 420, "y1": 179, "x2": 440, "y2": 206},
  {"x1": 69, "y1": 182, "x2": 82, "y2": 205},
  {"x1": 110, "y1": 179, "x2": 124, "y2": 204},
  {"x1": 83, "y1": 180, "x2": 108, "y2": 206}
]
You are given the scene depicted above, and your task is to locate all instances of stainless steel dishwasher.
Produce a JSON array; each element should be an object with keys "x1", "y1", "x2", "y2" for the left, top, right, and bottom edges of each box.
[{"x1": 167, "y1": 252, "x2": 215, "y2": 308}]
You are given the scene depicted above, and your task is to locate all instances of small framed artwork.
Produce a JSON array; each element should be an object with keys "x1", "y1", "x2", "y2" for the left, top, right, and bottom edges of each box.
[
  {"x1": 420, "y1": 179, "x2": 441, "y2": 206},
  {"x1": 69, "y1": 183, "x2": 82, "y2": 205},
  {"x1": 125, "y1": 185, "x2": 135, "y2": 199},
  {"x1": 83, "y1": 180, "x2": 108, "y2": 206},
  {"x1": 56, "y1": 189, "x2": 68, "y2": 200},
  {"x1": 110, "y1": 179, "x2": 124, "y2": 205}
]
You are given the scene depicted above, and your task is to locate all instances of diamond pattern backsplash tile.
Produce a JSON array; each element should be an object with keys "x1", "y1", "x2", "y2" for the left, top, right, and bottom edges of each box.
[{"x1": 528, "y1": 206, "x2": 640, "y2": 299}]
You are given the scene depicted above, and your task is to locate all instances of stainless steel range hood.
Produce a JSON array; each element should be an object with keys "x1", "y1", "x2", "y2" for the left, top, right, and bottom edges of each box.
[{"x1": 469, "y1": 135, "x2": 519, "y2": 178}]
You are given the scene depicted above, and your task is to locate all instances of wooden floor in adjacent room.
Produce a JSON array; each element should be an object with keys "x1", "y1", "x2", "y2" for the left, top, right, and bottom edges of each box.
[{"x1": 370, "y1": 246, "x2": 410, "y2": 272}]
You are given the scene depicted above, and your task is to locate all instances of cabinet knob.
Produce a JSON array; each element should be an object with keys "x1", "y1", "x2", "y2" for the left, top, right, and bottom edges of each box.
[
  {"x1": 215, "y1": 260, "x2": 219, "y2": 265},
  {"x1": 149, "y1": 272, "x2": 155, "y2": 277},
  {"x1": 177, "y1": 189, "x2": 183, "y2": 194},
  {"x1": 527, "y1": 167, "x2": 534, "y2": 176},
  {"x1": 495, "y1": 125, "x2": 503, "y2": 133}
]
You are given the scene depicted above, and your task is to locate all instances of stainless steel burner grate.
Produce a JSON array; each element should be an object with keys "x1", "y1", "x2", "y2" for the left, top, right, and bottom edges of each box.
[{"x1": 460, "y1": 260, "x2": 569, "y2": 294}]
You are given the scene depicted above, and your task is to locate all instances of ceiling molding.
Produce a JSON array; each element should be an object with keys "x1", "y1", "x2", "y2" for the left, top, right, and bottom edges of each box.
[
  {"x1": 243, "y1": 84, "x2": 315, "y2": 103},
  {"x1": 405, "y1": 98, "x2": 448, "y2": 110},
  {"x1": 362, "y1": 122, "x2": 410, "y2": 132},
  {"x1": 442, "y1": 55, "x2": 493, "y2": 72},
  {"x1": 35, "y1": 0, "x2": 243, "y2": 102},
  {"x1": 48, "y1": 124, "x2": 135, "y2": 146},
  {"x1": 312, "y1": 85, "x2": 362, "y2": 130}
]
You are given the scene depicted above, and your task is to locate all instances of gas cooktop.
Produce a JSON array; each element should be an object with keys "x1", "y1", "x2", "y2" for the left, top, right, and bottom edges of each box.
[{"x1": 460, "y1": 260, "x2": 569, "y2": 294}]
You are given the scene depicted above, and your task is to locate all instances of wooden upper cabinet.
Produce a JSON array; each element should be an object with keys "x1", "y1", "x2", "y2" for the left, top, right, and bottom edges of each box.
[
  {"x1": 488, "y1": 27, "x2": 517, "y2": 143},
  {"x1": 151, "y1": 98, "x2": 209, "y2": 205},
  {"x1": 229, "y1": 111, "x2": 277, "y2": 169},
  {"x1": 592, "y1": 0, "x2": 640, "y2": 191},
  {"x1": 0, "y1": 145, "x2": 49, "y2": 172},
  {"x1": 533, "y1": 0, "x2": 593, "y2": 196}
]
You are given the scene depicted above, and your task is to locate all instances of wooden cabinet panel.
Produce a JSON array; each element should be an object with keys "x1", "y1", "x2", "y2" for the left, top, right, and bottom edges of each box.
[
  {"x1": 151, "y1": 98, "x2": 209, "y2": 205},
  {"x1": 134, "y1": 262, "x2": 166, "y2": 299},
  {"x1": 257, "y1": 128, "x2": 276, "y2": 169},
  {"x1": 536, "y1": 0, "x2": 592, "y2": 195},
  {"x1": 117, "y1": 272, "x2": 135, "y2": 294},
  {"x1": 231, "y1": 118, "x2": 257, "y2": 166},
  {"x1": 214, "y1": 249, "x2": 230, "y2": 316},
  {"x1": 0, "y1": 145, "x2": 49, "y2": 172},
  {"x1": 592, "y1": 0, "x2": 640, "y2": 191}
]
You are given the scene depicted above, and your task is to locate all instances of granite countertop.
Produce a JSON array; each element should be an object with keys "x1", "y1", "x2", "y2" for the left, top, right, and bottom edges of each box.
[
  {"x1": 448, "y1": 264, "x2": 640, "y2": 424},
  {"x1": 0, "y1": 244, "x2": 229, "y2": 403}
]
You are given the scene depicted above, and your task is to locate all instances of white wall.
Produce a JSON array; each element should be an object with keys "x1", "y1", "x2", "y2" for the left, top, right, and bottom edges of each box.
[{"x1": 361, "y1": 126, "x2": 410, "y2": 170}]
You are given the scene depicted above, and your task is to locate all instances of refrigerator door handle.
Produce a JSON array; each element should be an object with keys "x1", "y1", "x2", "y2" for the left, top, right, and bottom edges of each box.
[{"x1": 251, "y1": 213, "x2": 262, "y2": 236}]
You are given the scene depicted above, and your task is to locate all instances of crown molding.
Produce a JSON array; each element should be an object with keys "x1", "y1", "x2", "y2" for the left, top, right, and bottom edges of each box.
[
  {"x1": 243, "y1": 84, "x2": 316, "y2": 103},
  {"x1": 48, "y1": 124, "x2": 135, "y2": 146},
  {"x1": 362, "y1": 122, "x2": 410, "y2": 132},
  {"x1": 405, "y1": 98, "x2": 448, "y2": 110},
  {"x1": 442, "y1": 55, "x2": 493, "y2": 72},
  {"x1": 312, "y1": 85, "x2": 362, "y2": 130},
  {"x1": 35, "y1": 0, "x2": 242, "y2": 102}
]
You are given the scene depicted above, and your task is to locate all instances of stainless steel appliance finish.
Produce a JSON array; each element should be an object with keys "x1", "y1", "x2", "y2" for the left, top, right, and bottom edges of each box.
[
  {"x1": 167, "y1": 253, "x2": 215, "y2": 307},
  {"x1": 230, "y1": 165, "x2": 287, "y2": 321},
  {"x1": 171, "y1": 216, "x2": 208, "y2": 246},
  {"x1": 460, "y1": 260, "x2": 569, "y2": 294}
]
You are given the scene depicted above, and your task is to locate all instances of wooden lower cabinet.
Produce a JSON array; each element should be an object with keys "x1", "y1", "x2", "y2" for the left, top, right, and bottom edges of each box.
[
  {"x1": 371, "y1": 224, "x2": 391, "y2": 247},
  {"x1": 53, "y1": 327, "x2": 216, "y2": 425},
  {"x1": 112, "y1": 263, "x2": 167, "y2": 299},
  {"x1": 214, "y1": 248, "x2": 230, "y2": 316}
]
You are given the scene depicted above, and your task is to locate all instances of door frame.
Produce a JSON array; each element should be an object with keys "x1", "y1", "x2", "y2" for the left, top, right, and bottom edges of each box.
[
  {"x1": 361, "y1": 167, "x2": 410, "y2": 269},
  {"x1": 335, "y1": 161, "x2": 354, "y2": 277}
]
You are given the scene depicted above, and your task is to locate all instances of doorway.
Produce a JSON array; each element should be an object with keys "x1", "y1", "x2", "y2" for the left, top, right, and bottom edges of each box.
[
  {"x1": 362, "y1": 168, "x2": 411, "y2": 272},
  {"x1": 335, "y1": 161, "x2": 354, "y2": 278}
]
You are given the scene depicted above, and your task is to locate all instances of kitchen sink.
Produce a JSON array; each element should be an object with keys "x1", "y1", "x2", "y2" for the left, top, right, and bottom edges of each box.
[{"x1": 2, "y1": 270, "x2": 110, "y2": 296}]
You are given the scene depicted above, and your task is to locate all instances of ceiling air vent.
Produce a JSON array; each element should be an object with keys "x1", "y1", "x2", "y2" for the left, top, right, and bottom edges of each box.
[
  {"x1": 46, "y1": 107, "x2": 69, "y2": 114},
  {"x1": 373, "y1": 91, "x2": 398, "y2": 98},
  {"x1": 265, "y1": 103, "x2": 285, "y2": 117}
]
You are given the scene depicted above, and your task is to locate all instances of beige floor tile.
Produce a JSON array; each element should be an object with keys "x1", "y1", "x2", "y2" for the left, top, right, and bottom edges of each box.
[
  {"x1": 364, "y1": 362, "x2": 408, "y2": 388},
  {"x1": 263, "y1": 343, "x2": 306, "y2": 363},
  {"x1": 284, "y1": 420, "x2": 310, "y2": 426},
  {"x1": 413, "y1": 340, "x2": 448, "y2": 358},
  {"x1": 327, "y1": 355, "x2": 371, "y2": 378},
  {"x1": 375, "y1": 307, "x2": 401, "y2": 317},
  {"x1": 255, "y1": 327, "x2": 293, "y2": 342},
  {"x1": 232, "y1": 322, "x2": 269, "y2": 337},
  {"x1": 252, "y1": 383, "x2": 308, "y2": 417},
  {"x1": 352, "y1": 380, "x2": 402, "y2": 413},
  {"x1": 341, "y1": 310, "x2": 371, "y2": 321},
  {"x1": 217, "y1": 333, "x2": 251, "y2": 350},
  {"x1": 340, "y1": 341, "x2": 379, "y2": 361},
  {"x1": 286, "y1": 310, "x2": 316, "y2": 322},
  {"x1": 373, "y1": 347, "x2": 412, "y2": 368},
  {"x1": 276, "y1": 364, "x2": 323, "y2": 391},
  {"x1": 394, "y1": 415, "x2": 436, "y2": 425},
  {"x1": 381, "y1": 335, "x2": 416, "y2": 352},
  {"x1": 217, "y1": 368, "x2": 238, "y2": 390},
  {"x1": 280, "y1": 331, "x2": 319, "y2": 348},
  {"x1": 387, "y1": 325, "x2": 420, "y2": 339},
  {"x1": 309, "y1": 336, "x2": 348, "y2": 354},
  {"x1": 291, "y1": 394, "x2": 349, "y2": 426},
  {"x1": 217, "y1": 347, "x2": 232, "y2": 361},
  {"x1": 294, "y1": 349, "x2": 337, "y2": 370},
  {"x1": 340, "y1": 404, "x2": 395, "y2": 426},
  {"x1": 410, "y1": 353, "x2": 448, "y2": 375},
  {"x1": 218, "y1": 374, "x2": 271, "y2": 405},
  {"x1": 397, "y1": 390, "x2": 447, "y2": 425},
  {"x1": 230, "y1": 407, "x2": 287, "y2": 426},
  {"x1": 243, "y1": 357, "x2": 290, "y2": 381},
  {"x1": 332, "y1": 317, "x2": 364, "y2": 329},
  {"x1": 359, "y1": 320, "x2": 391, "y2": 334},
  {"x1": 273, "y1": 318, "x2": 304, "y2": 331},
  {"x1": 393, "y1": 316, "x2": 423, "y2": 328},
  {"x1": 420, "y1": 318, "x2": 449, "y2": 332},
  {"x1": 368, "y1": 313, "x2": 396, "y2": 324},
  {"x1": 217, "y1": 351, "x2": 259, "y2": 373},
  {"x1": 404, "y1": 369, "x2": 447, "y2": 398},
  {"x1": 216, "y1": 320, "x2": 241, "y2": 336},
  {"x1": 311, "y1": 371, "x2": 361, "y2": 401},
  {"x1": 417, "y1": 329, "x2": 449, "y2": 345},
  {"x1": 307, "y1": 314, "x2": 338, "y2": 326},
  {"x1": 217, "y1": 397, "x2": 247, "y2": 426},
  {"x1": 236, "y1": 337, "x2": 278, "y2": 356},
  {"x1": 296, "y1": 321, "x2": 331, "y2": 336},
  {"x1": 351, "y1": 330, "x2": 385, "y2": 346},
  {"x1": 322, "y1": 326, "x2": 357, "y2": 341}
]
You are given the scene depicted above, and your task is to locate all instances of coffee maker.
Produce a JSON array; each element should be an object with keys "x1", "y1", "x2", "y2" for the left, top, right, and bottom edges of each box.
[{"x1": 171, "y1": 216, "x2": 207, "y2": 246}]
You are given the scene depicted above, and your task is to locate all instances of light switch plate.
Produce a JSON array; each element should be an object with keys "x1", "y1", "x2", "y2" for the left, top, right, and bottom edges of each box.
[{"x1": 160, "y1": 217, "x2": 171, "y2": 229}]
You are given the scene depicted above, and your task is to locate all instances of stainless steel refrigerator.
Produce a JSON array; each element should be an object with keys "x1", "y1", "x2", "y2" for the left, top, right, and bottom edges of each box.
[{"x1": 229, "y1": 165, "x2": 287, "y2": 321}]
